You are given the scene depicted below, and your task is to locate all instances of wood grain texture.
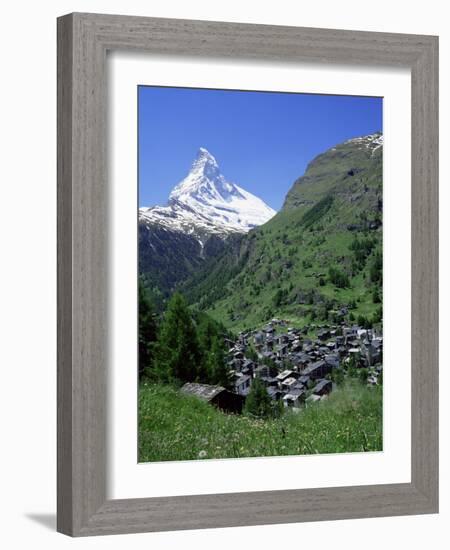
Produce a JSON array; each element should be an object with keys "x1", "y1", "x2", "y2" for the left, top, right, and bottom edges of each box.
[{"x1": 57, "y1": 12, "x2": 439, "y2": 537}]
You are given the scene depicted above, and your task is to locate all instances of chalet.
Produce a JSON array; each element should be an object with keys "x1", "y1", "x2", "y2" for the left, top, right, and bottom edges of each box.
[
  {"x1": 276, "y1": 370, "x2": 294, "y2": 384},
  {"x1": 298, "y1": 375, "x2": 311, "y2": 386},
  {"x1": 291, "y1": 339, "x2": 303, "y2": 352},
  {"x1": 312, "y1": 379, "x2": 333, "y2": 396},
  {"x1": 241, "y1": 365, "x2": 253, "y2": 376},
  {"x1": 253, "y1": 331, "x2": 264, "y2": 346},
  {"x1": 281, "y1": 376, "x2": 299, "y2": 391},
  {"x1": 266, "y1": 338, "x2": 274, "y2": 350},
  {"x1": 343, "y1": 326, "x2": 359, "y2": 341},
  {"x1": 324, "y1": 354, "x2": 340, "y2": 369},
  {"x1": 267, "y1": 386, "x2": 283, "y2": 401},
  {"x1": 292, "y1": 352, "x2": 311, "y2": 369},
  {"x1": 364, "y1": 338, "x2": 383, "y2": 366},
  {"x1": 283, "y1": 388, "x2": 306, "y2": 408},
  {"x1": 302, "y1": 360, "x2": 332, "y2": 381},
  {"x1": 234, "y1": 374, "x2": 252, "y2": 396},
  {"x1": 181, "y1": 383, "x2": 245, "y2": 414},
  {"x1": 303, "y1": 343, "x2": 314, "y2": 354},
  {"x1": 228, "y1": 358, "x2": 242, "y2": 372},
  {"x1": 276, "y1": 344, "x2": 289, "y2": 358},
  {"x1": 317, "y1": 328, "x2": 331, "y2": 341},
  {"x1": 254, "y1": 364, "x2": 270, "y2": 378}
]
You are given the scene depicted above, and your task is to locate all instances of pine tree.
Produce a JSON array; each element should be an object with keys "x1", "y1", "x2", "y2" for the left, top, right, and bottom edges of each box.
[
  {"x1": 138, "y1": 280, "x2": 158, "y2": 379},
  {"x1": 154, "y1": 293, "x2": 201, "y2": 384},
  {"x1": 372, "y1": 287, "x2": 381, "y2": 304},
  {"x1": 244, "y1": 377, "x2": 273, "y2": 418},
  {"x1": 207, "y1": 336, "x2": 230, "y2": 388}
]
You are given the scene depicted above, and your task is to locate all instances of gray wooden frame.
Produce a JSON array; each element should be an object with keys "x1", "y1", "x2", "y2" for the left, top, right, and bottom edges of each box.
[{"x1": 57, "y1": 12, "x2": 438, "y2": 537}]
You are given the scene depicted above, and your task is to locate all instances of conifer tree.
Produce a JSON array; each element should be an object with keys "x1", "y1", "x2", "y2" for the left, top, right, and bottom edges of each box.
[
  {"x1": 154, "y1": 292, "x2": 201, "y2": 384},
  {"x1": 244, "y1": 377, "x2": 273, "y2": 418},
  {"x1": 138, "y1": 280, "x2": 158, "y2": 379},
  {"x1": 207, "y1": 336, "x2": 230, "y2": 388}
]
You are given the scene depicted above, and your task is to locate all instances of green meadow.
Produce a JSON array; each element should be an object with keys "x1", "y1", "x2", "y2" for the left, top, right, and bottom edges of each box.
[{"x1": 138, "y1": 380, "x2": 382, "y2": 462}]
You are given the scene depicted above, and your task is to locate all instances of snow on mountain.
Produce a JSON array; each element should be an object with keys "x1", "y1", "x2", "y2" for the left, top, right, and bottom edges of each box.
[
  {"x1": 343, "y1": 133, "x2": 383, "y2": 155},
  {"x1": 139, "y1": 148, "x2": 276, "y2": 238}
]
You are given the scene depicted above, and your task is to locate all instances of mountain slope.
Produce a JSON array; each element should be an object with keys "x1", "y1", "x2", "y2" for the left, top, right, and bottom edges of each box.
[
  {"x1": 182, "y1": 133, "x2": 383, "y2": 330},
  {"x1": 139, "y1": 148, "x2": 276, "y2": 238},
  {"x1": 139, "y1": 148, "x2": 276, "y2": 306}
]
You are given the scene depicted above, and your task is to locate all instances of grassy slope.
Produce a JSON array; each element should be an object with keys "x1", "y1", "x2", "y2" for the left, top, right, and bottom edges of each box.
[
  {"x1": 182, "y1": 135, "x2": 382, "y2": 331},
  {"x1": 206, "y1": 210, "x2": 381, "y2": 331},
  {"x1": 139, "y1": 382, "x2": 382, "y2": 462}
]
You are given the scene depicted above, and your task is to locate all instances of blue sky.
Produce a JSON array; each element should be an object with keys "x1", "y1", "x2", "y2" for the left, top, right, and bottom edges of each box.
[{"x1": 139, "y1": 86, "x2": 382, "y2": 211}]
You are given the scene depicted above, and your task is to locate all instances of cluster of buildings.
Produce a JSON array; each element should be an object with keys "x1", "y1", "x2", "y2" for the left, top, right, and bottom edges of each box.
[
  {"x1": 182, "y1": 318, "x2": 383, "y2": 414},
  {"x1": 227, "y1": 318, "x2": 383, "y2": 409}
]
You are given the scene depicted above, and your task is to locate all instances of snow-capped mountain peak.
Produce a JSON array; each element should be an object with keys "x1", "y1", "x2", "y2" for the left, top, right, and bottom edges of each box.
[
  {"x1": 169, "y1": 148, "x2": 244, "y2": 204},
  {"x1": 140, "y1": 148, "x2": 276, "y2": 238}
]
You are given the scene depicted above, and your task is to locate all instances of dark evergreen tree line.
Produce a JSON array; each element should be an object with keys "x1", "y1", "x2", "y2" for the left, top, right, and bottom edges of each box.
[{"x1": 139, "y1": 280, "x2": 231, "y2": 388}]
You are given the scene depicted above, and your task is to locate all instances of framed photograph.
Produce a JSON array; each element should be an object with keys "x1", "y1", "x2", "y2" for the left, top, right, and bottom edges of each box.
[{"x1": 57, "y1": 13, "x2": 438, "y2": 536}]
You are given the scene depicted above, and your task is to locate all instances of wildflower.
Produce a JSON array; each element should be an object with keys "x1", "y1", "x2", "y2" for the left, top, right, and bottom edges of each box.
[{"x1": 198, "y1": 450, "x2": 207, "y2": 459}]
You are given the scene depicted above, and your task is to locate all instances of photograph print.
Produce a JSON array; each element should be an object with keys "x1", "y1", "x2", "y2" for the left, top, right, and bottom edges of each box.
[{"x1": 138, "y1": 86, "x2": 383, "y2": 463}]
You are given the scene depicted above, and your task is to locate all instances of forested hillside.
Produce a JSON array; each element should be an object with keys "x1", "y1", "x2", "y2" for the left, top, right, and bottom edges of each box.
[{"x1": 182, "y1": 133, "x2": 383, "y2": 331}]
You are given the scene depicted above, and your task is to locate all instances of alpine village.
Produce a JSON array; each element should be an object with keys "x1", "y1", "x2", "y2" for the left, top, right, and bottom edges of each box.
[{"x1": 138, "y1": 133, "x2": 383, "y2": 462}]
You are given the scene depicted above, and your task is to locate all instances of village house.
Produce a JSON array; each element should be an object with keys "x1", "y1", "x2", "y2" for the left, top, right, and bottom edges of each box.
[
  {"x1": 302, "y1": 359, "x2": 333, "y2": 381},
  {"x1": 317, "y1": 328, "x2": 331, "y2": 341},
  {"x1": 254, "y1": 364, "x2": 271, "y2": 378},
  {"x1": 253, "y1": 331, "x2": 264, "y2": 347},
  {"x1": 181, "y1": 382, "x2": 245, "y2": 414},
  {"x1": 361, "y1": 337, "x2": 383, "y2": 366},
  {"x1": 312, "y1": 379, "x2": 333, "y2": 396},
  {"x1": 291, "y1": 339, "x2": 303, "y2": 351},
  {"x1": 234, "y1": 373, "x2": 252, "y2": 396},
  {"x1": 283, "y1": 388, "x2": 306, "y2": 408},
  {"x1": 281, "y1": 376, "x2": 300, "y2": 392},
  {"x1": 324, "y1": 354, "x2": 340, "y2": 369},
  {"x1": 276, "y1": 369, "x2": 296, "y2": 385},
  {"x1": 267, "y1": 386, "x2": 283, "y2": 401},
  {"x1": 291, "y1": 352, "x2": 311, "y2": 370},
  {"x1": 276, "y1": 343, "x2": 289, "y2": 358}
]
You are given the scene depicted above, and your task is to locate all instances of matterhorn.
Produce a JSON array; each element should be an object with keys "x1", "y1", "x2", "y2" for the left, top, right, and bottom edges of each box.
[
  {"x1": 138, "y1": 148, "x2": 276, "y2": 300},
  {"x1": 139, "y1": 148, "x2": 276, "y2": 238}
]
